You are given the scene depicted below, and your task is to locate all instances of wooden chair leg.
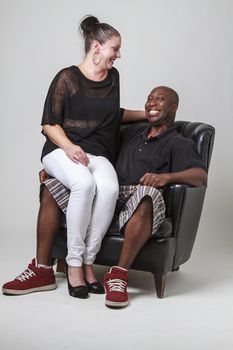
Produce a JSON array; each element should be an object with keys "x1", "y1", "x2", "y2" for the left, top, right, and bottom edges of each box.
[
  {"x1": 153, "y1": 273, "x2": 166, "y2": 298},
  {"x1": 172, "y1": 266, "x2": 180, "y2": 272},
  {"x1": 56, "y1": 259, "x2": 66, "y2": 273}
]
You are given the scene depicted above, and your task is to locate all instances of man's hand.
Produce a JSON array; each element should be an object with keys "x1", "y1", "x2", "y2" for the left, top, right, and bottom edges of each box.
[
  {"x1": 139, "y1": 173, "x2": 170, "y2": 188},
  {"x1": 39, "y1": 169, "x2": 50, "y2": 183}
]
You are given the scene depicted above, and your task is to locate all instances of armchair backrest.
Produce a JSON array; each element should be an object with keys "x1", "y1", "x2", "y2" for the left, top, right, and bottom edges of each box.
[
  {"x1": 167, "y1": 121, "x2": 215, "y2": 267},
  {"x1": 174, "y1": 121, "x2": 215, "y2": 171}
]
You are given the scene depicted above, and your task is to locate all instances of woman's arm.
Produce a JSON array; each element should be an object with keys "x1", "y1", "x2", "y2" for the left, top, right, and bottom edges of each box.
[
  {"x1": 140, "y1": 168, "x2": 208, "y2": 188},
  {"x1": 122, "y1": 109, "x2": 146, "y2": 123},
  {"x1": 42, "y1": 124, "x2": 89, "y2": 165},
  {"x1": 43, "y1": 124, "x2": 73, "y2": 150}
]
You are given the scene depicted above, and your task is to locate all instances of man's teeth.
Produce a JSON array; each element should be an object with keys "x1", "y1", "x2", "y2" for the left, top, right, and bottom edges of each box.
[{"x1": 149, "y1": 110, "x2": 159, "y2": 116}]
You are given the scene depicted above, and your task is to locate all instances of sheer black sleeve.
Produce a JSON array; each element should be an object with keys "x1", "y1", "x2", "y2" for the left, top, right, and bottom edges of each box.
[{"x1": 41, "y1": 69, "x2": 69, "y2": 126}]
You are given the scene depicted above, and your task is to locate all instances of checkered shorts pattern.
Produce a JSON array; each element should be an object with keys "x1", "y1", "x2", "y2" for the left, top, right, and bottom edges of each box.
[
  {"x1": 117, "y1": 185, "x2": 165, "y2": 235},
  {"x1": 43, "y1": 179, "x2": 165, "y2": 236}
]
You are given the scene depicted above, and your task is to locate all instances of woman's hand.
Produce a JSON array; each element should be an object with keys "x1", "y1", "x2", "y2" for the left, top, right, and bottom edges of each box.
[
  {"x1": 139, "y1": 173, "x2": 170, "y2": 188},
  {"x1": 42, "y1": 124, "x2": 89, "y2": 166},
  {"x1": 65, "y1": 144, "x2": 89, "y2": 166}
]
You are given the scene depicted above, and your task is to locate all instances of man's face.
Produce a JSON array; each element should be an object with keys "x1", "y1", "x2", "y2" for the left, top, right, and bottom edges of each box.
[{"x1": 144, "y1": 88, "x2": 177, "y2": 127}]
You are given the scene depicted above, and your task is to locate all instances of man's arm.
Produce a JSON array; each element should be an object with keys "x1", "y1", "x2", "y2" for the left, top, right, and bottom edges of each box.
[
  {"x1": 139, "y1": 168, "x2": 207, "y2": 188},
  {"x1": 122, "y1": 109, "x2": 146, "y2": 122}
]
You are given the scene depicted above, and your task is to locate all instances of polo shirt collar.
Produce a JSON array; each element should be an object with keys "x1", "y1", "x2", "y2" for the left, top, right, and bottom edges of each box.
[{"x1": 140, "y1": 125, "x2": 177, "y2": 142}]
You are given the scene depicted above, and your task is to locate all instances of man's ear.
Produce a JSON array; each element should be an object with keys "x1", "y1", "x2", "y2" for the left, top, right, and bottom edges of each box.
[{"x1": 172, "y1": 104, "x2": 178, "y2": 113}]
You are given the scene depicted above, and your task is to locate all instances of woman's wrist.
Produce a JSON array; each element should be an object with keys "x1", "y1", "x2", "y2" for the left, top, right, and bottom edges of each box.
[{"x1": 61, "y1": 139, "x2": 75, "y2": 153}]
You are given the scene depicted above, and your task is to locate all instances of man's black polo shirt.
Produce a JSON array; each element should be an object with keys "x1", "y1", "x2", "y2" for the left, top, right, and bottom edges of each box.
[{"x1": 116, "y1": 125, "x2": 206, "y2": 186}]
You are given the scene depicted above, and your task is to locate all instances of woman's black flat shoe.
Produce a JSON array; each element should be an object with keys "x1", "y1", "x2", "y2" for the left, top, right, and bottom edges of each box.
[
  {"x1": 85, "y1": 280, "x2": 105, "y2": 294},
  {"x1": 68, "y1": 284, "x2": 89, "y2": 299},
  {"x1": 66, "y1": 265, "x2": 89, "y2": 299}
]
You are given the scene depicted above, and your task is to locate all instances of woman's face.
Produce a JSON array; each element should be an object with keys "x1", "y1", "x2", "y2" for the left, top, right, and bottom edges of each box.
[{"x1": 98, "y1": 35, "x2": 121, "y2": 70}]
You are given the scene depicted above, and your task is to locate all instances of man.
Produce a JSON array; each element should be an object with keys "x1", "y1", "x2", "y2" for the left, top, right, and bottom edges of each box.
[{"x1": 2, "y1": 86, "x2": 207, "y2": 308}]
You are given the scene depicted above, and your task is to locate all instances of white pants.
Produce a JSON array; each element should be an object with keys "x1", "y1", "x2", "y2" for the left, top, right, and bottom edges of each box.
[{"x1": 42, "y1": 149, "x2": 119, "y2": 267}]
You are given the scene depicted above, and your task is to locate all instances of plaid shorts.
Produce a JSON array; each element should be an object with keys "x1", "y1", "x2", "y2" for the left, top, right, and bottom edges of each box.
[{"x1": 44, "y1": 179, "x2": 165, "y2": 236}]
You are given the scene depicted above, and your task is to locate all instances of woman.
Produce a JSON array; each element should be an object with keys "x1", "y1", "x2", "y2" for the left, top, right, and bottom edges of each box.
[{"x1": 41, "y1": 15, "x2": 144, "y2": 299}]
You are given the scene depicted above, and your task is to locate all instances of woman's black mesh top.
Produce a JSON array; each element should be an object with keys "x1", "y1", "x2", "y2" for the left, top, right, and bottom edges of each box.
[{"x1": 41, "y1": 65, "x2": 123, "y2": 163}]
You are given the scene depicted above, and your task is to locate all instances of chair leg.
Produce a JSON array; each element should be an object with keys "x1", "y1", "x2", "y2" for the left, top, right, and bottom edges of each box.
[
  {"x1": 56, "y1": 259, "x2": 66, "y2": 273},
  {"x1": 153, "y1": 273, "x2": 166, "y2": 298},
  {"x1": 172, "y1": 266, "x2": 180, "y2": 272}
]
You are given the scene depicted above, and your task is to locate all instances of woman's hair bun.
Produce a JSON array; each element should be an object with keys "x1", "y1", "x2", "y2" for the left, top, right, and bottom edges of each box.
[
  {"x1": 79, "y1": 15, "x2": 120, "y2": 54},
  {"x1": 80, "y1": 15, "x2": 99, "y2": 34}
]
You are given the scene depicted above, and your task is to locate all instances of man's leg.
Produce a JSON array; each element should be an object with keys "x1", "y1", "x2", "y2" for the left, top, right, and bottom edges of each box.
[
  {"x1": 2, "y1": 185, "x2": 61, "y2": 295},
  {"x1": 36, "y1": 185, "x2": 62, "y2": 265},
  {"x1": 104, "y1": 197, "x2": 153, "y2": 308},
  {"x1": 118, "y1": 196, "x2": 153, "y2": 269}
]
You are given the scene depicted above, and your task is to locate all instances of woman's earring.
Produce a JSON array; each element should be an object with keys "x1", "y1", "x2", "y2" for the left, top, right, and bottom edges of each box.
[{"x1": 92, "y1": 52, "x2": 102, "y2": 65}]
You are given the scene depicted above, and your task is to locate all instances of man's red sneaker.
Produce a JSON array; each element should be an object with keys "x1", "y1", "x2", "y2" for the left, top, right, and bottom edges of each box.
[
  {"x1": 2, "y1": 259, "x2": 56, "y2": 295},
  {"x1": 104, "y1": 266, "x2": 128, "y2": 308}
]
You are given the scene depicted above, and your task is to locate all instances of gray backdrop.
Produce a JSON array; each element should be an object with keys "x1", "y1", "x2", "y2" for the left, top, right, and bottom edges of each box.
[{"x1": 1, "y1": 0, "x2": 233, "y2": 256}]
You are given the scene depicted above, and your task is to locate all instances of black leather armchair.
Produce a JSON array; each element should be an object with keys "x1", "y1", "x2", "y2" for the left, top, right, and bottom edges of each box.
[{"x1": 51, "y1": 121, "x2": 215, "y2": 298}]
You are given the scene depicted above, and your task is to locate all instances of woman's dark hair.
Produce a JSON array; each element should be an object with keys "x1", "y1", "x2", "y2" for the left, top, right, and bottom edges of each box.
[{"x1": 79, "y1": 15, "x2": 121, "y2": 54}]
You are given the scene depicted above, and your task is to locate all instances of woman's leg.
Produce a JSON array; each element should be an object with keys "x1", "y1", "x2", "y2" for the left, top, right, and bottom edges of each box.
[
  {"x1": 83, "y1": 156, "x2": 119, "y2": 282},
  {"x1": 42, "y1": 149, "x2": 96, "y2": 285}
]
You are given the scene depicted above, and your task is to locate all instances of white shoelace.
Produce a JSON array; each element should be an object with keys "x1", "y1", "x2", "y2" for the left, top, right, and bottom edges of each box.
[
  {"x1": 16, "y1": 268, "x2": 36, "y2": 282},
  {"x1": 107, "y1": 278, "x2": 127, "y2": 293}
]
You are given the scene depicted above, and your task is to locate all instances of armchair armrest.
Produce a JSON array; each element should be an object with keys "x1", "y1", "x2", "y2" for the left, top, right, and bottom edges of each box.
[{"x1": 163, "y1": 184, "x2": 207, "y2": 267}]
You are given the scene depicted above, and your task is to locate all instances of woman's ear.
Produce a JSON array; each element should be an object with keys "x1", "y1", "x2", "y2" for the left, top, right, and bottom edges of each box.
[{"x1": 92, "y1": 40, "x2": 101, "y2": 52}]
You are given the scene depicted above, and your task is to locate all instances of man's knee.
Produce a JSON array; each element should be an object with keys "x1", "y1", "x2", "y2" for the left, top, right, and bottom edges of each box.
[
  {"x1": 124, "y1": 197, "x2": 153, "y2": 239},
  {"x1": 135, "y1": 196, "x2": 153, "y2": 219},
  {"x1": 40, "y1": 185, "x2": 56, "y2": 206}
]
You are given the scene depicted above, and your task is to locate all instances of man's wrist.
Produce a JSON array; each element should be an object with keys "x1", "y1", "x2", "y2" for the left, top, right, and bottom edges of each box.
[{"x1": 165, "y1": 173, "x2": 172, "y2": 184}]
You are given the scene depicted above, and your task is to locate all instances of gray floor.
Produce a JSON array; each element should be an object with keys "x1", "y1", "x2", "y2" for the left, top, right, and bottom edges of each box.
[{"x1": 0, "y1": 221, "x2": 232, "y2": 350}]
